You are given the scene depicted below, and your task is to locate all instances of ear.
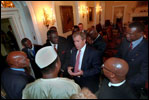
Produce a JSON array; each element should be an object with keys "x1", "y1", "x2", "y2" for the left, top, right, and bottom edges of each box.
[
  {"x1": 83, "y1": 39, "x2": 86, "y2": 43},
  {"x1": 110, "y1": 73, "x2": 115, "y2": 78}
]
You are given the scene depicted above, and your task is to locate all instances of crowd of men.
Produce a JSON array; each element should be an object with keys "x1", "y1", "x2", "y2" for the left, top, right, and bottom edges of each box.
[{"x1": 1, "y1": 22, "x2": 148, "y2": 99}]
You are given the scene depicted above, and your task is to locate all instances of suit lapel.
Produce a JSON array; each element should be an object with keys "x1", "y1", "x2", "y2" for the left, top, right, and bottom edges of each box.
[
  {"x1": 81, "y1": 46, "x2": 88, "y2": 70},
  {"x1": 72, "y1": 48, "x2": 77, "y2": 67},
  {"x1": 129, "y1": 39, "x2": 145, "y2": 56}
]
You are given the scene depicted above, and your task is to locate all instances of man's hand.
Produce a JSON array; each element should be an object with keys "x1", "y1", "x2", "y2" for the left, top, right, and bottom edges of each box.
[
  {"x1": 68, "y1": 66, "x2": 83, "y2": 76},
  {"x1": 68, "y1": 66, "x2": 74, "y2": 75}
]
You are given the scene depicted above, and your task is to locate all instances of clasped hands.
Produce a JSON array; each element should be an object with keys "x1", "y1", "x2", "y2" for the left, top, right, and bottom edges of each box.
[{"x1": 67, "y1": 66, "x2": 83, "y2": 76}]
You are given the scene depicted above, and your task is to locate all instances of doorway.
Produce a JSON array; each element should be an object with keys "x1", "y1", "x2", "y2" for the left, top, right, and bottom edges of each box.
[{"x1": 1, "y1": 18, "x2": 20, "y2": 57}]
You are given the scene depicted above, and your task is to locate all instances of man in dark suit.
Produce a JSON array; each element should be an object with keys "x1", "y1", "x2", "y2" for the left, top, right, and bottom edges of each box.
[
  {"x1": 43, "y1": 30, "x2": 70, "y2": 77},
  {"x1": 21, "y1": 38, "x2": 42, "y2": 79},
  {"x1": 115, "y1": 22, "x2": 148, "y2": 98},
  {"x1": 88, "y1": 28, "x2": 106, "y2": 64},
  {"x1": 1, "y1": 51, "x2": 35, "y2": 99},
  {"x1": 67, "y1": 25, "x2": 80, "y2": 50},
  {"x1": 96, "y1": 57, "x2": 137, "y2": 99},
  {"x1": 68, "y1": 31, "x2": 101, "y2": 93}
]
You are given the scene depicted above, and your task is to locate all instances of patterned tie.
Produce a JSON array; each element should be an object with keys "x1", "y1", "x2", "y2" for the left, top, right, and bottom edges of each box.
[
  {"x1": 74, "y1": 50, "x2": 81, "y2": 73},
  {"x1": 129, "y1": 42, "x2": 133, "y2": 50}
]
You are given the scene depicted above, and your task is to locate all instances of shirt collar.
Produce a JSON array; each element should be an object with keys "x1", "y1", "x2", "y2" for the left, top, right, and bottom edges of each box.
[
  {"x1": 10, "y1": 68, "x2": 25, "y2": 72},
  {"x1": 131, "y1": 36, "x2": 143, "y2": 49},
  {"x1": 80, "y1": 44, "x2": 86, "y2": 52},
  {"x1": 94, "y1": 34, "x2": 100, "y2": 42},
  {"x1": 50, "y1": 41, "x2": 58, "y2": 46},
  {"x1": 108, "y1": 80, "x2": 126, "y2": 87}
]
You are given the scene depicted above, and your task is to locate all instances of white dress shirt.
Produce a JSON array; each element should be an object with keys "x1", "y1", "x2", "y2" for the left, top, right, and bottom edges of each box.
[
  {"x1": 76, "y1": 44, "x2": 86, "y2": 70},
  {"x1": 50, "y1": 41, "x2": 58, "y2": 50}
]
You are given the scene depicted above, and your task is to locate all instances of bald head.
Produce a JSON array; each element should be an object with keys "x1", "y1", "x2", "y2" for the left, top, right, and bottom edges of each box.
[
  {"x1": 103, "y1": 57, "x2": 129, "y2": 81},
  {"x1": 7, "y1": 51, "x2": 30, "y2": 68}
]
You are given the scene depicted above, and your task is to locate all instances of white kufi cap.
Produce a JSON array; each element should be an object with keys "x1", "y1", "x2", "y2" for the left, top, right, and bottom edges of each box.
[{"x1": 35, "y1": 46, "x2": 57, "y2": 69}]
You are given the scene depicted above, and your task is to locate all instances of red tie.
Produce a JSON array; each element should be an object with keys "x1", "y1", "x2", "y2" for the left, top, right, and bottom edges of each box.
[
  {"x1": 54, "y1": 44, "x2": 57, "y2": 52},
  {"x1": 74, "y1": 50, "x2": 81, "y2": 73},
  {"x1": 129, "y1": 42, "x2": 133, "y2": 50}
]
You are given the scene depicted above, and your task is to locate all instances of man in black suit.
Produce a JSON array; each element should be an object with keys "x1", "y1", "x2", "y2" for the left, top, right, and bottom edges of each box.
[
  {"x1": 21, "y1": 38, "x2": 42, "y2": 79},
  {"x1": 67, "y1": 25, "x2": 80, "y2": 50},
  {"x1": 68, "y1": 31, "x2": 101, "y2": 93},
  {"x1": 115, "y1": 22, "x2": 148, "y2": 98},
  {"x1": 96, "y1": 57, "x2": 137, "y2": 99},
  {"x1": 43, "y1": 30, "x2": 70, "y2": 77},
  {"x1": 88, "y1": 28, "x2": 106, "y2": 64},
  {"x1": 1, "y1": 51, "x2": 35, "y2": 99}
]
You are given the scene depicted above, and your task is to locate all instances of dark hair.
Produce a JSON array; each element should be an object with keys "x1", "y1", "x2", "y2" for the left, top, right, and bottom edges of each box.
[
  {"x1": 40, "y1": 57, "x2": 58, "y2": 75},
  {"x1": 129, "y1": 22, "x2": 145, "y2": 32},
  {"x1": 72, "y1": 25, "x2": 80, "y2": 33},
  {"x1": 78, "y1": 23, "x2": 83, "y2": 26},
  {"x1": 49, "y1": 26, "x2": 57, "y2": 31},
  {"x1": 21, "y1": 38, "x2": 29, "y2": 46},
  {"x1": 47, "y1": 30, "x2": 57, "y2": 36}
]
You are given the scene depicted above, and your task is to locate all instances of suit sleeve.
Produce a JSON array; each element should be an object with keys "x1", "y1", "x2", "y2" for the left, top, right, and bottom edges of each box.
[
  {"x1": 82, "y1": 51, "x2": 101, "y2": 77},
  {"x1": 128, "y1": 53, "x2": 148, "y2": 88}
]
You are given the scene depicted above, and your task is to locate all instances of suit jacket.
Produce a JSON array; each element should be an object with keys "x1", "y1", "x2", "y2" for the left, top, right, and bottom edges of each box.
[
  {"x1": 96, "y1": 78, "x2": 138, "y2": 99},
  {"x1": 1, "y1": 68, "x2": 35, "y2": 99},
  {"x1": 115, "y1": 38, "x2": 148, "y2": 90},
  {"x1": 92, "y1": 35, "x2": 106, "y2": 57},
  {"x1": 69, "y1": 45, "x2": 102, "y2": 93},
  {"x1": 67, "y1": 34, "x2": 75, "y2": 50},
  {"x1": 43, "y1": 36, "x2": 71, "y2": 76},
  {"x1": 22, "y1": 44, "x2": 42, "y2": 79}
]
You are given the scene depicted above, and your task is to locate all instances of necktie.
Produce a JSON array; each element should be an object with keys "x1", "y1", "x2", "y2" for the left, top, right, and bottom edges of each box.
[
  {"x1": 54, "y1": 44, "x2": 57, "y2": 52},
  {"x1": 129, "y1": 42, "x2": 133, "y2": 50},
  {"x1": 74, "y1": 50, "x2": 81, "y2": 73}
]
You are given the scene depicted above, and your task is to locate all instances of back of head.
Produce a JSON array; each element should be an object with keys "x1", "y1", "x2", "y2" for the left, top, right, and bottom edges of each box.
[
  {"x1": 35, "y1": 46, "x2": 59, "y2": 75},
  {"x1": 7, "y1": 51, "x2": 28, "y2": 68},
  {"x1": 70, "y1": 87, "x2": 97, "y2": 99},
  {"x1": 103, "y1": 57, "x2": 129, "y2": 80}
]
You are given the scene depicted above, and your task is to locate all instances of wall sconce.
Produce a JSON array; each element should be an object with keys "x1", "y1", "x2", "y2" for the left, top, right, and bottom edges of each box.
[
  {"x1": 79, "y1": 5, "x2": 88, "y2": 18},
  {"x1": 1, "y1": 1, "x2": 15, "y2": 8},
  {"x1": 43, "y1": 8, "x2": 56, "y2": 28},
  {"x1": 96, "y1": 6, "x2": 102, "y2": 14}
]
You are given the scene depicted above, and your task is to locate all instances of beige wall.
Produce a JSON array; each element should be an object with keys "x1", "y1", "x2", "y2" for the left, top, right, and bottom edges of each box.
[
  {"x1": 30, "y1": 1, "x2": 146, "y2": 44},
  {"x1": 31, "y1": 1, "x2": 53, "y2": 44},
  {"x1": 105, "y1": 1, "x2": 137, "y2": 24}
]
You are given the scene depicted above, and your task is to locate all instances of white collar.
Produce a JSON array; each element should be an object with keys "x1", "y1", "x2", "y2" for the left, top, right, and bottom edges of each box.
[
  {"x1": 79, "y1": 44, "x2": 86, "y2": 52},
  {"x1": 50, "y1": 41, "x2": 58, "y2": 46},
  {"x1": 108, "y1": 80, "x2": 126, "y2": 87},
  {"x1": 94, "y1": 34, "x2": 100, "y2": 42}
]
